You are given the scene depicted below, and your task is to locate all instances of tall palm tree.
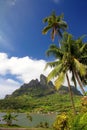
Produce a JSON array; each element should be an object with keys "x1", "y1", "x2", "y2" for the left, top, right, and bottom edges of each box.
[
  {"x1": 75, "y1": 36, "x2": 87, "y2": 86},
  {"x1": 45, "y1": 32, "x2": 87, "y2": 114},
  {"x1": 61, "y1": 33, "x2": 87, "y2": 95},
  {"x1": 42, "y1": 11, "x2": 68, "y2": 42}
]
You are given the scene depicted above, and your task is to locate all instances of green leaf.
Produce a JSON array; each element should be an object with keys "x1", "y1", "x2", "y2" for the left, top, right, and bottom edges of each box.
[
  {"x1": 74, "y1": 58, "x2": 86, "y2": 76},
  {"x1": 44, "y1": 60, "x2": 60, "y2": 70},
  {"x1": 55, "y1": 72, "x2": 65, "y2": 90},
  {"x1": 42, "y1": 25, "x2": 52, "y2": 34},
  {"x1": 47, "y1": 63, "x2": 63, "y2": 82}
]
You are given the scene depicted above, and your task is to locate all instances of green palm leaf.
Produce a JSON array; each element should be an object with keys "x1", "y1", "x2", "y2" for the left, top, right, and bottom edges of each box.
[
  {"x1": 42, "y1": 11, "x2": 68, "y2": 41},
  {"x1": 74, "y1": 58, "x2": 86, "y2": 76},
  {"x1": 55, "y1": 72, "x2": 65, "y2": 90},
  {"x1": 79, "y1": 44, "x2": 87, "y2": 53},
  {"x1": 44, "y1": 60, "x2": 61, "y2": 70},
  {"x1": 42, "y1": 25, "x2": 52, "y2": 34},
  {"x1": 46, "y1": 44, "x2": 63, "y2": 58},
  {"x1": 47, "y1": 63, "x2": 63, "y2": 82}
]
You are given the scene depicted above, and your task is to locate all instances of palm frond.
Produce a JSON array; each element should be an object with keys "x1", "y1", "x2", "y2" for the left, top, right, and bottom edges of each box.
[
  {"x1": 59, "y1": 21, "x2": 68, "y2": 30},
  {"x1": 46, "y1": 44, "x2": 63, "y2": 58},
  {"x1": 74, "y1": 58, "x2": 86, "y2": 76},
  {"x1": 47, "y1": 63, "x2": 63, "y2": 82},
  {"x1": 42, "y1": 25, "x2": 52, "y2": 34},
  {"x1": 79, "y1": 44, "x2": 87, "y2": 53},
  {"x1": 43, "y1": 17, "x2": 48, "y2": 23},
  {"x1": 78, "y1": 34, "x2": 87, "y2": 41},
  {"x1": 55, "y1": 72, "x2": 65, "y2": 90},
  {"x1": 57, "y1": 13, "x2": 64, "y2": 21},
  {"x1": 44, "y1": 60, "x2": 60, "y2": 70}
]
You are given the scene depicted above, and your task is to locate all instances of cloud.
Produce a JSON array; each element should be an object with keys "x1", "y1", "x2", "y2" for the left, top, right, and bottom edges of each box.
[
  {"x1": 0, "y1": 78, "x2": 21, "y2": 99},
  {"x1": 0, "y1": 53, "x2": 50, "y2": 82},
  {"x1": 0, "y1": 52, "x2": 86, "y2": 98},
  {"x1": 0, "y1": 52, "x2": 51, "y2": 98}
]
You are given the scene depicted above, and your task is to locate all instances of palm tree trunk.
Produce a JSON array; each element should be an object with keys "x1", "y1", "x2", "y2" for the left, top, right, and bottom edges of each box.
[
  {"x1": 66, "y1": 73, "x2": 77, "y2": 115},
  {"x1": 74, "y1": 71, "x2": 85, "y2": 95}
]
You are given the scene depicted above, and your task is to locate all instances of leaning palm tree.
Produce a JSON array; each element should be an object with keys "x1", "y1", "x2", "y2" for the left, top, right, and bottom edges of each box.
[
  {"x1": 42, "y1": 11, "x2": 68, "y2": 42},
  {"x1": 45, "y1": 32, "x2": 87, "y2": 115},
  {"x1": 61, "y1": 33, "x2": 87, "y2": 95},
  {"x1": 75, "y1": 36, "x2": 87, "y2": 86}
]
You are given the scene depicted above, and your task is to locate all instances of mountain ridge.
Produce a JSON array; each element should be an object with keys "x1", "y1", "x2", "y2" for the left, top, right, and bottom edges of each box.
[{"x1": 5, "y1": 74, "x2": 82, "y2": 98}]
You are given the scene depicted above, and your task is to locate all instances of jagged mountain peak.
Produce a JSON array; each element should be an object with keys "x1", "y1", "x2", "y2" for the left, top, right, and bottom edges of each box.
[
  {"x1": 9, "y1": 74, "x2": 55, "y2": 97},
  {"x1": 5, "y1": 74, "x2": 82, "y2": 98}
]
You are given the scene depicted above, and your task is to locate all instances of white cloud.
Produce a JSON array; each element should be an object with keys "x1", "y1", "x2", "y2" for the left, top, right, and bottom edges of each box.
[
  {"x1": 0, "y1": 78, "x2": 21, "y2": 99},
  {"x1": 0, "y1": 53, "x2": 50, "y2": 83},
  {"x1": 0, "y1": 52, "x2": 51, "y2": 98},
  {"x1": 0, "y1": 52, "x2": 86, "y2": 99}
]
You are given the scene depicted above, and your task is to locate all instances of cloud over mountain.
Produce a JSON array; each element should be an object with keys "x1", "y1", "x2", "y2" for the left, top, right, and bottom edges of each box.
[{"x1": 0, "y1": 52, "x2": 51, "y2": 98}]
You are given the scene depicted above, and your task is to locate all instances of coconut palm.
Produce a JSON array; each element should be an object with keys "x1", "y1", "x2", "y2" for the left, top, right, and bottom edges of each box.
[
  {"x1": 42, "y1": 11, "x2": 68, "y2": 42},
  {"x1": 45, "y1": 32, "x2": 87, "y2": 114},
  {"x1": 3, "y1": 112, "x2": 18, "y2": 126},
  {"x1": 75, "y1": 36, "x2": 87, "y2": 86},
  {"x1": 61, "y1": 33, "x2": 87, "y2": 94}
]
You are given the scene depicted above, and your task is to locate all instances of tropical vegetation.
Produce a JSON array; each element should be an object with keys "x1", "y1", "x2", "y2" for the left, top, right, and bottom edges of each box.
[
  {"x1": 0, "y1": 11, "x2": 87, "y2": 129},
  {"x1": 42, "y1": 11, "x2": 68, "y2": 41},
  {"x1": 42, "y1": 12, "x2": 87, "y2": 115}
]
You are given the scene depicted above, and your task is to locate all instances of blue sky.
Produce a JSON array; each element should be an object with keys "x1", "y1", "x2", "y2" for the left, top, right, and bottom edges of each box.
[{"x1": 0, "y1": 0, "x2": 87, "y2": 98}]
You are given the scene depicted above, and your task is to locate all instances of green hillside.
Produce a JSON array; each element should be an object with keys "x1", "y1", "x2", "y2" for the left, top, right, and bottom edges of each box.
[
  {"x1": 0, "y1": 75, "x2": 82, "y2": 113},
  {"x1": 0, "y1": 92, "x2": 82, "y2": 113}
]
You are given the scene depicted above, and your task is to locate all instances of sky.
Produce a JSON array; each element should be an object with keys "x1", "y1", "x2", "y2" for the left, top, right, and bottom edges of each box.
[{"x1": 0, "y1": 0, "x2": 87, "y2": 98}]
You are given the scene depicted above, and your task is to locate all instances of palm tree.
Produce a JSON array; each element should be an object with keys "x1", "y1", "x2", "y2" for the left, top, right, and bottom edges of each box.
[
  {"x1": 42, "y1": 11, "x2": 68, "y2": 42},
  {"x1": 61, "y1": 33, "x2": 87, "y2": 95},
  {"x1": 45, "y1": 32, "x2": 87, "y2": 114},
  {"x1": 75, "y1": 36, "x2": 87, "y2": 87},
  {"x1": 3, "y1": 112, "x2": 18, "y2": 126}
]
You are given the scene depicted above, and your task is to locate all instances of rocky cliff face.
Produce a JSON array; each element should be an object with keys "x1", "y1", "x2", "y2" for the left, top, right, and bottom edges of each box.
[
  {"x1": 20, "y1": 74, "x2": 54, "y2": 89},
  {"x1": 6, "y1": 74, "x2": 82, "y2": 98},
  {"x1": 58, "y1": 86, "x2": 82, "y2": 95},
  {"x1": 11, "y1": 74, "x2": 55, "y2": 97}
]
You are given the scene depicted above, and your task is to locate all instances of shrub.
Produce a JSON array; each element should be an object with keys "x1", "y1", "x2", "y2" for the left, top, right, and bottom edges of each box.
[
  {"x1": 72, "y1": 112, "x2": 87, "y2": 130},
  {"x1": 53, "y1": 112, "x2": 70, "y2": 130}
]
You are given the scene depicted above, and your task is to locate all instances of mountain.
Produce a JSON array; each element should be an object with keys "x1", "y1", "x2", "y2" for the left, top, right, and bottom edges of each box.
[
  {"x1": 6, "y1": 74, "x2": 82, "y2": 98},
  {"x1": 6, "y1": 74, "x2": 55, "y2": 98},
  {"x1": 0, "y1": 74, "x2": 82, "y2": 112}
]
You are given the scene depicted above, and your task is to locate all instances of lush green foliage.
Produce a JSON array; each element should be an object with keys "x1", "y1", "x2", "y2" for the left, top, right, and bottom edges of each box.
[
  {"x1": 0, "y1": 11, "x2": 87, "y2": 130},
  {"x1": 42, "y1": 11, "x2": 68, "y2": 41},
  {"x1": 43, "y1": 11, "x2": 87, "y2": 115},
  {"x1": 71, "y1": 112, "x2": 87, "y2": 130},
  {"x1": 53, "y1": 112, "x2": 69, "y2": 130},
  {"x1": 0, "y1": 93, "x2": 81, "y2": 113}
]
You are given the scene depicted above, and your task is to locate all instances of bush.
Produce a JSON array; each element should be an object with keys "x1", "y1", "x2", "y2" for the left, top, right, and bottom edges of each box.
[
  {"x1": 53, "y1": 112, "x2": 70, "y2": 130},
  {"x1": 72, "y1": 112, "x2": 87, "y2": 130}
]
